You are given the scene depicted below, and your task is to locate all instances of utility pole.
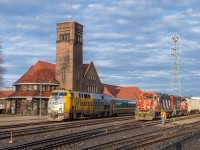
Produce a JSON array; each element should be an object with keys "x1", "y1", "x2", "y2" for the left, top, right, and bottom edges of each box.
[
  {"x1": 170, "y1": 34, "x2": 181, "y2": 96},
  {"x1": 39, "y1": 83, "x2": 42, "y2": 116}
]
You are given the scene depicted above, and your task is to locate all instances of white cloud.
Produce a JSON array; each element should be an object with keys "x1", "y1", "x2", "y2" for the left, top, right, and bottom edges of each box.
[
  {"x1": 89, "y1": 32, "x2": 129, "y2": 39},
  {"x1": 117, "y1": 19, "x2": 129, "y2": 25},
  {"x1": 1, "y1": 0, "x2": 200, "y2": 96},
  {"x1": 190, "y1": 27, "x2": 200, "y2": 34},
  {"x1": 94, "y1": 60, "x2": 117, "y2": 68}
]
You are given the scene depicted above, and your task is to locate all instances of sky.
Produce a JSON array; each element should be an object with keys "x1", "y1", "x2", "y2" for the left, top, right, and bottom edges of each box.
[{"x1": 0, "y1": 0, "x2": 200, "y2": 97}]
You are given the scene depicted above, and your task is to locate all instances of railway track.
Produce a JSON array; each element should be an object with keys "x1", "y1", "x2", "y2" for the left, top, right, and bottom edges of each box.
[
  {"x1": 1, "y1": 114, "x2": 200, "y2": 150},
  {"x1": 0, "y1": 115, "x2": 132, "y2": 130},
  {"x1": 0, "y1": 121, "x2": 57, "y2": 130},
  {"x1": 0, "y1": 116, "x2": 133, "y2": 139},
  {"x1": 1, "y1": 119, "x2": 157, "y2": 150},
  {"x1": 84, "y1": 120, "x2": 200, "y2": 150}
]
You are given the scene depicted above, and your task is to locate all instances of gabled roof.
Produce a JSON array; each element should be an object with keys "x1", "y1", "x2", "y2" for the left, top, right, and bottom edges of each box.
[
  {"x1": 14, "y1": 61, "x2": 91, "y2": 85},
  {"x1": 83, "y1": 64, "x2": 89, "y2": 77},
  {"x1": 102, "y1": 84, "x2": 142, "y2": 100},
  {"x1": 83, "y1": 61, "x2": 101, "y2": 82},
  {"x1": 0, "y1": 90, "x2": 15, "y2": 99},
  {"x1": 14, "y1": 61, "x2": 57, "y2": 85}
]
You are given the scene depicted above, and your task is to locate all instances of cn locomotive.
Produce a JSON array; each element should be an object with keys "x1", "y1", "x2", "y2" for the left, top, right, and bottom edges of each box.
[
  {"x1": 135, "y1": 92, "x2": 200, "y2": 120},
  {"x1": 47, "y1": 90, "x2": 137, "y2": 121}
]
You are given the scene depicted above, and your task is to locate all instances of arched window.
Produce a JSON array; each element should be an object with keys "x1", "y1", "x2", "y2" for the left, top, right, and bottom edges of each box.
[
  {"x1": 62, "y1": 67, "x2": 65, "y2": 80},
  {"x1": 67, "y1": 34, "x2": 70, "y2": 40},
  {"x1": 60, "y1": 34, "x2": 64, "y2": 41}
]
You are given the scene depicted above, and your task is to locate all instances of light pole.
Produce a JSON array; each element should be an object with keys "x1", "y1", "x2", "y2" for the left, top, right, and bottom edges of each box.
[{"x1": 39, "y1": 83, "x2": 42, "y2": 116}]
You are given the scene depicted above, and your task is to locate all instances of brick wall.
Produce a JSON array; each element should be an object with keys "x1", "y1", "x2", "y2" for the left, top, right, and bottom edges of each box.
[
  {"x1": 82, "y1": 62, "x2": 102, "y2": 93},
  {"x1": 56, "y1": 21, "x2": 83, "y2": 91}
]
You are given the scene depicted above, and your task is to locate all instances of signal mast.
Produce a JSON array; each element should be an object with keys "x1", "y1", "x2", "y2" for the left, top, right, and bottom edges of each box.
[{"x1": 170, "y1": 34, "x2": 181, "y2": 96}]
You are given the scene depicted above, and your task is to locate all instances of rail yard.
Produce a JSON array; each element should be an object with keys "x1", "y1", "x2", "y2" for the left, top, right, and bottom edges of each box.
[{"x1": 0, "y1": 114, "x2": 200, "y2": 150}]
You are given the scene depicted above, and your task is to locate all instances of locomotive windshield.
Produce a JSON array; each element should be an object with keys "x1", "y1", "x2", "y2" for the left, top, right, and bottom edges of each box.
[
  {"x1": 143, "y1": 93, "x2": 149, "y2": 99},
  {"x1": 52, "y1": 92, "x2": 67, "y2": 96},
  {"x1": 149, "y1": 94, "x2": 153, "y2": 100}
]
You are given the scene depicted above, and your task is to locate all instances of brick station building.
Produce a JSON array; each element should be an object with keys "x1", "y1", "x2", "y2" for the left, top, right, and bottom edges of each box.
[{"x1": 0, "y1": 21, "x2": 142, "y2": 115}]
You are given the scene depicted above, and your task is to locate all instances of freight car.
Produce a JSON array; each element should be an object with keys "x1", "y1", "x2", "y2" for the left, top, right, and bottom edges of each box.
[
  {"x1": 47, "y1": 90, "x2": 137, "y2": 121},
  {"x1": 135, "y1": 92, "x2": 188, "y2": 120},
  {"x1": 186, "y1": 98, "x2": 200, "y2": 114}
]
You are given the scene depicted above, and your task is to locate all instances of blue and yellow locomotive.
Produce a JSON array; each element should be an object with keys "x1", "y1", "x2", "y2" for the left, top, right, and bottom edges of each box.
[{"x1": 47, "y1": 90, "x2": 137, "y2": 121}]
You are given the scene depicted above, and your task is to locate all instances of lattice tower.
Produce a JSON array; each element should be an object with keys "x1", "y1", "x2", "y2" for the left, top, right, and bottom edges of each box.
[{"x1": 170, "y1": 34, "x2": 181, "y2": 96}]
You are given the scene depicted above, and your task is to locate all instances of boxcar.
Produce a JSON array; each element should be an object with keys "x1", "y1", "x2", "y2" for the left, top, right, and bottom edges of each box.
[{"x1": 186, "y1": 98, "x2": 200, "y2": 114}]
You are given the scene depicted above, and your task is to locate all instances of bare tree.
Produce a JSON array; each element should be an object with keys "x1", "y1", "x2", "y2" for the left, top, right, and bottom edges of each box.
[{"x1": 0, "y1": 40, "x2": 5, "y2": 88}]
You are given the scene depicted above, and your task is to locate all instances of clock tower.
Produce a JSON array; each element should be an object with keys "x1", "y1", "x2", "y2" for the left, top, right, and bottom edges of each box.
[{"x1": 55, "y1": 21, "x2": 83, "y2": 91}]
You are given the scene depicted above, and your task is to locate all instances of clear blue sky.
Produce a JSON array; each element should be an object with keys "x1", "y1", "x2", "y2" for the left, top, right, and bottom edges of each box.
[{"x1": 0, "y1": 0, "x2": 200, "y2": 96}]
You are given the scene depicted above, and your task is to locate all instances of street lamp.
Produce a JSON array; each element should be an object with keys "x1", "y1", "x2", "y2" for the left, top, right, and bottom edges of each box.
[{"x1": 39, "y1": 81, "x2": 51, "y2": 116}]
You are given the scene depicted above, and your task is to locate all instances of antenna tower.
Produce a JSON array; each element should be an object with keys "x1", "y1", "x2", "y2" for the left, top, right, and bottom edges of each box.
[{"x1": 170, "y1": 34, "x2": 181, "y2": 96}]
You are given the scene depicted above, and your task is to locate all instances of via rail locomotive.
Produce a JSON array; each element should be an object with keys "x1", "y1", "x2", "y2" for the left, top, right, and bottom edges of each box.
[
  {"x1": 47, "y1": 90, "x2": 137, "y2": 121},
  {"x1": 135, "y1": 92, "x2": 188, "y2": 120}
]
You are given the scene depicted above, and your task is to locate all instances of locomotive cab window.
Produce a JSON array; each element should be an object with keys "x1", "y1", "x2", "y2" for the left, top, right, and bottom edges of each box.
[
  {"x1": 52, "y1": 92, "x2": 59, "y2": 96},
  {"x1": 154, "y1": 96, "x2": 157, "y2": 101},
  {"x1": 71, "y1": 93, "x2": 74, "y2": 98},
  {"x1": 143, "y1": 93, "x2": 148, "y2": 99},
  {"x1": 149, "y1": 94, "x2": 153, "y2": 99}
]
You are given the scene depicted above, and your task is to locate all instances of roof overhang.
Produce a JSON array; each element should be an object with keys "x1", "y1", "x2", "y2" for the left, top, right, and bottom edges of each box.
[
  {"x1": 13, "y1": 83, "x2": 59, "y2": 86},
  {"x1": 6, "y1": 96, "x2": 50, "y2": 100}
]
